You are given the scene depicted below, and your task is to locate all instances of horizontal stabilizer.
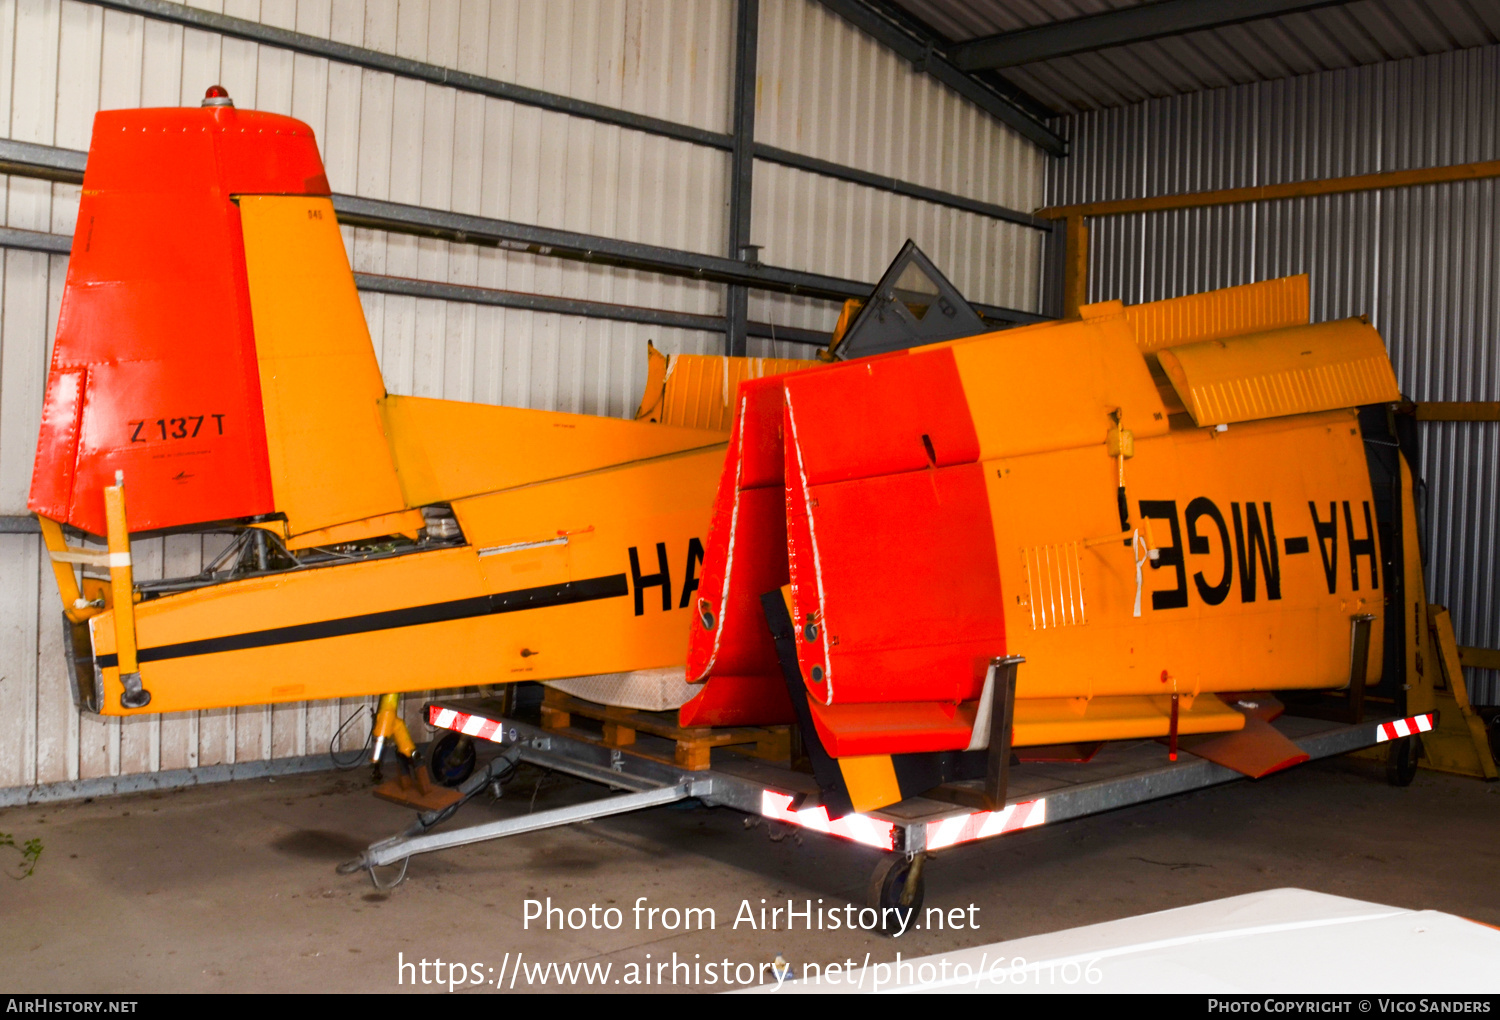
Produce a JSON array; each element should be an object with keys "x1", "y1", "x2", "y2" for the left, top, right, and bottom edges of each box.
[{"x1": 383, "y1": 394, "x2": 725, "y2": 508}]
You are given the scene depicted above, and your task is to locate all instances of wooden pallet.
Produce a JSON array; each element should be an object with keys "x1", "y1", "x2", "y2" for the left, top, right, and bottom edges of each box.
[{"x1": 541, "y1": 689, "x2": 790, "y2": 771}]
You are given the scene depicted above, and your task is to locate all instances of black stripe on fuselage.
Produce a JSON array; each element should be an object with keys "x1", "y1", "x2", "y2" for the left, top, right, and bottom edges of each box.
[{"x1": 94, "y1": 573, "x2": 629, "y2": 669}]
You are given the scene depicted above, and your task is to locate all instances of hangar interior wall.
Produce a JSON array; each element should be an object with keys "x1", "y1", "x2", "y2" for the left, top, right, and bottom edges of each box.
[
  {"x1": 0, "y1": 0, "x2": 1047, "y2": 798},
  {"x1": 1048, "y1": 43, "x2": 1500, "y2": 705}
]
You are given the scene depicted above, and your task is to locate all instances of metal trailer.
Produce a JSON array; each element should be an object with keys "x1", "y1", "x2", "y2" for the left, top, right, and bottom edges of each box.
[{"x1": 343, "y1": 695, "x2": 1438, "y2": 915}]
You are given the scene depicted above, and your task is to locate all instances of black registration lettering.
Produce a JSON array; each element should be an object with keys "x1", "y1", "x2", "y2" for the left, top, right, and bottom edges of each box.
[
  {"x1": 1185, "y1": 497, "x2": 1232, "y2": 606},
  {"x1": 1343, "y1": 500, "x2": 1379, "y2": 591},
  {"x1": 125, "y1": 412, "x2": 226, "y2": 444},
  {"x1": 678, "y1": 537, "x2": 705, "y2": 609},
  {"x1": 628, "y1": 543, "x2": 672, "y2": 616},
  {"x1": 1232, "y1": 502, "x2": 1282, "y2": 603},
  {"x1": 1138, "y1": 500, "x2": 1188, "y2": 610},
  {"x1": 1310, "y1": 501, "x2": 1339, "y2": 594}
]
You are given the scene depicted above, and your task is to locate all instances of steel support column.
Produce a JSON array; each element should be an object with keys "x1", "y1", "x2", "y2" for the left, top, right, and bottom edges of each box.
[{"x1": 726, "y1": 0, "x2": 760, "y2": 357}]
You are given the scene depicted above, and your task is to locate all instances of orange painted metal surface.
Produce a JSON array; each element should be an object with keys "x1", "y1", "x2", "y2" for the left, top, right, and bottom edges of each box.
[
  {"x1": 689, "y1": 276, "x2": 1396, "y2": 772},
  {"x1": 1157, "y1": 318, "x2": 1402, "y2": 426},
  {"x1": 633, "y1": 343, "x2": 807, "y2": 432},
  {"x1": 1121, "y1": 274, "x2": 1310, "y2": 355}
]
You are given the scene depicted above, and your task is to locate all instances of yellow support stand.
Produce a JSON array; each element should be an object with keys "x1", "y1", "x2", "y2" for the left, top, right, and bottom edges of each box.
[
  {"x1": 103, "y1": 472, "x2": 150, "y2": 709},
  {"x1": 1421, "y1": 605, "x2": 1498, "y2": 780},
  {"x1": 370, "y1": 692, "x2": 461, "y2": 812},
  {"x1": 370, "y1": 692, "x2": 417, "y2": 763},
  {"x1": 37, "y1": 516, "x2": 85, "y2": 619}
]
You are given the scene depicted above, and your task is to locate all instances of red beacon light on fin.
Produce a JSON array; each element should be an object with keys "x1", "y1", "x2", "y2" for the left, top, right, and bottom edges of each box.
[{"x1": 201, "y1": 85, "x2": 233, "y2": 108}]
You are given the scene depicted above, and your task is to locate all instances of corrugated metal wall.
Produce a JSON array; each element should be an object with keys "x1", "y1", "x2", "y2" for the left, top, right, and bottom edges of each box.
[
  {"x1": 1048, "y1": 44, "x2": 1500, "y2": 705},
  {"x1": 753, "y1": 0, "x2": 1043, "y2": 315},
  {"x1": 0, "y1": 0, "x2": 1047, "y2": 796}
]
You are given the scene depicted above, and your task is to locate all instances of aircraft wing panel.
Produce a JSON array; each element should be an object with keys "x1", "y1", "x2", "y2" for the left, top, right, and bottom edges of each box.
[{"x1": 383, "y1": 393, "x2": 728, "y2": 508}]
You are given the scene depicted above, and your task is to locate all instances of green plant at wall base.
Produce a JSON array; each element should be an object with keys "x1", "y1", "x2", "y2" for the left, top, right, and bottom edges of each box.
[{"x1": 0, "y1": 831, "x2": 43, "y2": 879}]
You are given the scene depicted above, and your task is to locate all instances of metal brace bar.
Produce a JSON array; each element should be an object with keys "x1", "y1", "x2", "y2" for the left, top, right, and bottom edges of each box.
[
  {"x1": 515, "y1": 743, "x2": 669, "y2": 794},
  {"x1": 0, "y1": 222, "x2": 834, "y2": 345},
  {"x1": 362, "y1": 779, "x2": 709, "y2": 869}
]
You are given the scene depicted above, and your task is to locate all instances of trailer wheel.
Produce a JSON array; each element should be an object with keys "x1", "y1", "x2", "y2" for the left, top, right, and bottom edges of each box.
[
  {"x1": 429, "y1": 732, "x2": 477, "y2": 788},
  {"x1": 1385, "y1": 735, "x2": 1420, "y2": 787},
  {"x1": 868, "y1": 855, "x2": 925, "y2": 932}
]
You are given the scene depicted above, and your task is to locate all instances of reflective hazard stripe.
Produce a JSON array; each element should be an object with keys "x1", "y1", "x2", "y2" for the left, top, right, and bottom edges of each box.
[
  {"x1": 760, "y1": 791, "x2": 895, "y2": 851},
  {"x1": 427, "y1": 705, "x2": 508, "y2": 743},
  {"x1": 925, "y1": 798, "x2": 1047, "y2": 851},
  {"x1": 1374, "y1": 712, "x2": 1435, "y2": 743}
]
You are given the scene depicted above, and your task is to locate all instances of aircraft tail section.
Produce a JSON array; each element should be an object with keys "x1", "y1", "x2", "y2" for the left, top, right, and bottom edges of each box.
[
  {"x1": 29, "y1": 105, "x2": 331, "y2": 535},
  {"x1": 236, "y1": 194, "x2": 406, "y2": 535}
]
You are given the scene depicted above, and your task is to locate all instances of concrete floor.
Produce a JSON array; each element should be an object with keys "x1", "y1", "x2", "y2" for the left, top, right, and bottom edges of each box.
[{"x1": 2, "y1": 752, "x2": 1497, "y2": 993}]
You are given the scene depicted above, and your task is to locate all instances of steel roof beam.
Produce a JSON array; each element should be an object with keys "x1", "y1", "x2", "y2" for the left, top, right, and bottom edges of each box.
[
  {"x1": 77, "y1": 1, "x2": 1056, "y2": 215},
  {"x1": 88, "y1": 0, "x2": 732, "y2": 151},
  {"x1": 0, "y1": 216, "x2": 832, "y2": 344},
  {"x1": 813, "y1": 0, "x2": 1068, "y2": 156},
  {"x1": 951, "y1": 0, "x2": 1353, "y2": 71}
]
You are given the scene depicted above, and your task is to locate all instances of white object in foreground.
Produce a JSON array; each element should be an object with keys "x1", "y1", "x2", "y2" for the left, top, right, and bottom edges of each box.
[{"x1": 747, "y1": 888, "x2": 1500, "y2": 994}]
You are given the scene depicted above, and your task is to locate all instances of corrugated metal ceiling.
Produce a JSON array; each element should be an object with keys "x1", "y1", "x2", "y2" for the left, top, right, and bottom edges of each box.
[{"x1": 890, "y1": 0, "x2": 1500, "y2": 112}]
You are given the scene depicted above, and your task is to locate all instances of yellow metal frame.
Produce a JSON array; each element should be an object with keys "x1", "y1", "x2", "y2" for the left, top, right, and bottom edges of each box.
[{"x1": 1041, "y1": 159, "x2": 1500, "y2": 317}]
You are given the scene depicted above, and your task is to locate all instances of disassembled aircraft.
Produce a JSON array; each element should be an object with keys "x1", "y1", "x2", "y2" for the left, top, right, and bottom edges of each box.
[{"x1": 32, "y1": 94, "x2": 1458, "y2": 815}]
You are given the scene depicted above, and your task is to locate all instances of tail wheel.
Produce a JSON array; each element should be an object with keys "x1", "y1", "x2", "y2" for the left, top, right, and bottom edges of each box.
[
  {"x1": 1385, "y1": 734, "x2": 1420, "y2": 787},
  {"x1": 428, "y1": 732, "x2": 477, "y2": 788}
]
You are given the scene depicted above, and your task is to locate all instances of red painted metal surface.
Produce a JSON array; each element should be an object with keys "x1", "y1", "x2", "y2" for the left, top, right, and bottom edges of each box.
[
  {"x1": 783, "y1": 348, "x2": 1005, "y2": 711},
  {"x1": 28, "y1": 105, "x2": 329, "y2": 535},
  {"x1": 807, "y1": 697, "x2": 980, "y2": 756},
  {"x1": 688, "y1": 345, "x2": 1009, "y2": 753},
  {"x1": 679, "y1": 377, "x2": 795, "y2": 727},
  {"x1": 787, "y1": 347, "x2": 980, "y2": 486}
]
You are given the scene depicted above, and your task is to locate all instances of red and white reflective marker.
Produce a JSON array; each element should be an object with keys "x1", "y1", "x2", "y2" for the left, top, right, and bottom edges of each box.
[
  {"x1": 1373, "y1": 712, "x2": 1435, "y2": 743},
  {"x1": 429, "y1": 705, "x2": 509, "y2": 743},
  {"x1": 925, "y1": 798, "x2": 1047, "y2": 850},
  {"x1": 760, "y1": 791, "x2": 896, "y2": 851}
]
